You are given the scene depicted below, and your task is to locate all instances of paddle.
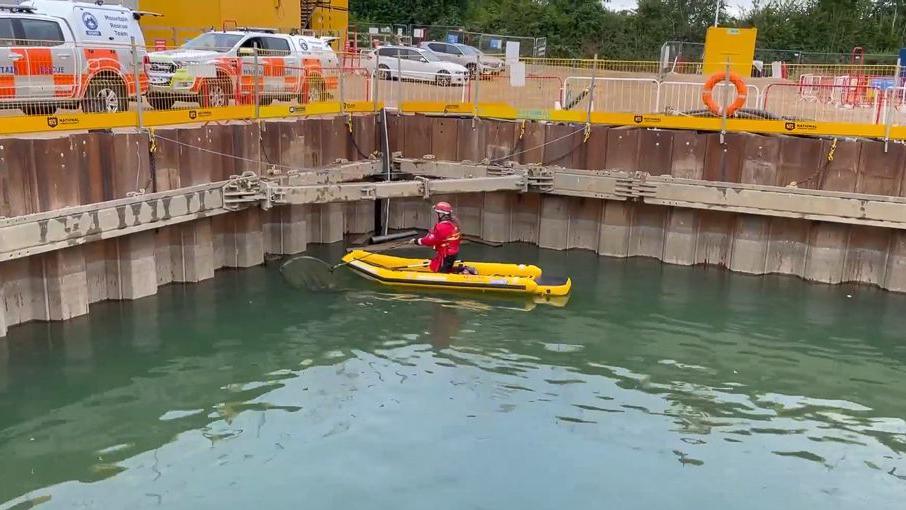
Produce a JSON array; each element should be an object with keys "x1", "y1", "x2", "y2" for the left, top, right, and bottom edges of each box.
[
  {"x1": 390, "y1": 261, "x2": 430, "y2": 270},
  {"x1": 329, "y1": 240, "x2": 408, "y2": 272},
  {"x1": 280, "y1": 235, "x2": 419, "y2": 291},
  {"x1": 409, "y1": 228, "x2": 504, "y2": 248}
]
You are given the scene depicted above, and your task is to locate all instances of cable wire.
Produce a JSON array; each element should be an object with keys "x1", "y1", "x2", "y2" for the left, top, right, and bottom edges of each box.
[
  {"x1": 488, "y1": 125, "x2": 588, "y2": 163},
  {"x1": 153, "y1": 133, "x2": 300, "y2": 172}
]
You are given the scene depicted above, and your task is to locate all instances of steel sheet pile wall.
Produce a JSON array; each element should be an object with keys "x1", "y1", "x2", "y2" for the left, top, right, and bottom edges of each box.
[
  {"x1": 5, "y1": 112, "x2": 906, "y2": 338},
  {"x1": 0, "y1": 116, "x2": 379, "y2": 337},
  {"x1": 388, "y1": 116, "x2": 906, "y2": 293}
]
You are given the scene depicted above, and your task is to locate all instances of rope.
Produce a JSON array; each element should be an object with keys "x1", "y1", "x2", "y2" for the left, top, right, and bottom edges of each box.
[
  {"x1": 347, "y1": 117, "x2": 373, "y2": 159},
  {"x1": 489, "y1": 126, "x2": 587, "y2": 163},
  {"x1": 154, "y1": 118, "x2": 584, "y2": 174},
  {"x1": 258, "y1": 124, "x2": 276, "y2": 167},
  {"x1": 154, "y1": 122, "x2": 374, "y2": 172},
  {"x1": 153, "y1": 133, "x2": 300, "y2": 172},
  {"x1": 788, "y1": 137, "x2": 837, "y2": 188}
]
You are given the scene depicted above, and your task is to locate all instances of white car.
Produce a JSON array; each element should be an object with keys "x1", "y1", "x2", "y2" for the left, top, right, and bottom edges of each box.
[
  {"x1": 363, "y1": 46, "x2": 468, "y2": 86},
  {"x1": 294, "y1": 35, "x2": 339, "y2": 69}
]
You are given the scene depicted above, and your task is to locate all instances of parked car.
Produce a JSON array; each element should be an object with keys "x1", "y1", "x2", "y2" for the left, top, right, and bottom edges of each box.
[
  {"x1": 418, "y1": 42, "x2": 505, "y2": 78},
  {"x1": 294, "y1": 35, "x2": 339, "y2": 69},
  {"x1": 146, "y1": 29, "x2": 332, "y2": 110},
  {"x1": 0, "y1": 0, "x2": 149, "y2": 115},
  {"x1": 362, "y1": 45, "x2": 468, "y2": 86}
]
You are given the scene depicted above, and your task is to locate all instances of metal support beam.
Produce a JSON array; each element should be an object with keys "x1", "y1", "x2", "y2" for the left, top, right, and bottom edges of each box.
[
  {"x1": 643, "y1": 176, "x2": 906, "y2": 229},
  {"x1": 0, "y1": 184, "x2": 225, "y2": 262},
  {"x1": 11, "y1": 156, "x2": 906, "y2": 264},
  {"x1": 397, "y1": 157, "x2": 906, "y2": 230},
  {"x1": 0, "y1": 161, "x2": 522, "y2": 263},
  {"x1": 0, "y1": 160, "x2": 381, "y2": 263},
  {"x1": 267, "y1": 175, "x2": 525, "y2": 206}
]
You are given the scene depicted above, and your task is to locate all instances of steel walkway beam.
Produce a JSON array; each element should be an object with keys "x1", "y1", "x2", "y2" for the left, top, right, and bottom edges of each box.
[
  {"x1": 397, "y1": 157, "x2": 906, "y2": 229},
  {"x1": 0, "y1": 162, "x2": 523, "y2": 262}
]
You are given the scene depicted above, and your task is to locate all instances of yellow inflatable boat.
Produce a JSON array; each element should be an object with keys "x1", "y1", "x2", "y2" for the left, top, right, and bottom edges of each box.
[{"x1": 341, "y1": 250, "x2": 572, "y2": 298}]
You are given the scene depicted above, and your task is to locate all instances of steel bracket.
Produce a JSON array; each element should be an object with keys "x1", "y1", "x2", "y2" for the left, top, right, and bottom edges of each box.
[
  {"x1": 612, "y1": 173, "x2": 656, "y2": 200},
  {"x1": 222, "y1": 171, "x2": 268, "y2": 211},
  {"x1": 360, "y1": 186, "x2": 377, "y2": 200},
  {"x1": 524, "y1": 167, "x2": 554, "y2": 192},
  {"x1": 415, "y1": 176, "x2": 431, "y2": 199}
]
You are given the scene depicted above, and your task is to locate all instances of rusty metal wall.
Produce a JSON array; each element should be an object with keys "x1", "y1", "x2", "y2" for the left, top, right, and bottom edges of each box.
[
  {"x1": 1, "y1": 116, "x2": 383, "y2": 337},
  {"x1": 393, "y1": 115, "x2": 906, "y2": 199},
  {"x1": 382, "y1": 116, "x2": 906, "y2": 296},
  {"x1": 11, "y1": 113, "x2": 906, "y2": 337}
]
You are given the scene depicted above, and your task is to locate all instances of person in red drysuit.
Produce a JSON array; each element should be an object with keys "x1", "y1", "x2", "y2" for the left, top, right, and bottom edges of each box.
[{"x1": 411, "y1": 202, "x2": 471, "y2": 273}]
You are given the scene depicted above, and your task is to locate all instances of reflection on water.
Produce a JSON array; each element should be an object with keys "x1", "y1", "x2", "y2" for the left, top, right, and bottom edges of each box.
[{"x1": 1, "y1": 244, "x2": 905, "y2": 509}]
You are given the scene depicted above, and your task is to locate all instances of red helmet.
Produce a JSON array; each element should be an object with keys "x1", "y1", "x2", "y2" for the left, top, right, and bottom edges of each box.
[{"x1": 433, "y1": 201, "x2": 453, "y2": 215}]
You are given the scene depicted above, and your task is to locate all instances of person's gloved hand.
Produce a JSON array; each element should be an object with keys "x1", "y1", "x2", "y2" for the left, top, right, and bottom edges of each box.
[{"x1": 409, "y1": 238, "x2": 418, "y2": 244}]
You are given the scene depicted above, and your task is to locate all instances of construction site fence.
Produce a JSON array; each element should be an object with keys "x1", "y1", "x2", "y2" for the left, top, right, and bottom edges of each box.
[
  {"x1": 1, "y1": 39, "x2": 906, "y2": 142},
  {"x1": 347, "y1": 24, "x2": 546, "y2": 57},
  {"x1": 661, "y1": 41, "x2": 900, "y2": 66}
]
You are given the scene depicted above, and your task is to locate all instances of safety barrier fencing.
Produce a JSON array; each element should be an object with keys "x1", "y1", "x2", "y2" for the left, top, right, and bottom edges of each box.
[
  {"x1": 561, "y1": 77, "x2": 761, "y2": 115},
  {"x1": 764, "y1": 82, "x2": 883, "y2": 125},
  {"x1": 659, "y1": 81, "x2": 762, "y2": 114},
  {"x1": 1, "y1": 38, "x2": 906, "y2": 142},
  {"x1": 521, "y1": 59, "x2": 699, "y2": 76},
  {"x1": 782, "y1": 64, "x2": 898, "y2": 82}
]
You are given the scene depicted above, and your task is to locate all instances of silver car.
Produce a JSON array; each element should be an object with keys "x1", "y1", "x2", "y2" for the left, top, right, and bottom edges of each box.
[
  {"x1": 362, "y1": 46, "x2": 469, "y2": 86},
  {"x1": 418, "y1": 42, "x2": 505, "y2": 78}
]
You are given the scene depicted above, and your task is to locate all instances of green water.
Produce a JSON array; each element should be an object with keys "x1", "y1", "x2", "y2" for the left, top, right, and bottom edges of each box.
[{"x1": 1, "y1": 244, "x2": 905, "y2": 509}]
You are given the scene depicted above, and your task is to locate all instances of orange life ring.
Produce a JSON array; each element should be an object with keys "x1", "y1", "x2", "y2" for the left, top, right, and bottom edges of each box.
[{"x1": 701, "y1": 71, "x2": 748, "y2": 117}]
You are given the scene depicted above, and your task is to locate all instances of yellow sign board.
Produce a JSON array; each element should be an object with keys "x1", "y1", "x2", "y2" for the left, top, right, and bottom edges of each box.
[{"x1": 702, "y1": 27, "x2": 757, "y2": 76}]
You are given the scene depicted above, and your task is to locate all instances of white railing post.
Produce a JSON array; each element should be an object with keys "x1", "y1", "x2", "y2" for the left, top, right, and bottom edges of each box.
[
  {"x1": 655, "y1": 80, "x2": 662, "y2": 112},
  {"x1": 885, "y1": 58, "x2": 900, "y2": 152},
  {"x1": 371, "y1": 70, "x2": 379, "y2": 112},
  {"x1": 253, "y1": 50, "x2": 261, "y2": 119},
  {"x1": 721, "y1": 59, "x2": 730, "y2": 144},
  {"x1": 396, "y1": 54, "x2": 402, "y2": 109},
  {"x1": 473, "y1": 53, "x2": 481, "y2": 115},
  {"x1": 131, "y1": 36, "x2": 144, "y2": 129},
  {"x1": 586, "y1": 54, "x2": 597, "y2": 124},
  {"x1": 338, "y1": 68, "x2": 346, "y2": 115}
]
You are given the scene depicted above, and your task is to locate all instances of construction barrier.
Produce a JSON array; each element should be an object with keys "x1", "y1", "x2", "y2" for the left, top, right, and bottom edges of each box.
[
  {"x1": 0, "y1": 39, "x2": 904, "y2": 142},
  {"x1": 764, "y1": 82, "x2": 883, "y2": 124}
]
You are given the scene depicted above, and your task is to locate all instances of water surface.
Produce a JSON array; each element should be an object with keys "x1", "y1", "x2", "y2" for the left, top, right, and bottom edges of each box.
[{"x1": 1, "y1": 244, "x2": 905, "y2": 509}]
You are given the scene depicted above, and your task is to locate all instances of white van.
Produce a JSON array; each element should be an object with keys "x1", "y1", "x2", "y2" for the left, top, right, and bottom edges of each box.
[
  {"x1": 294, "y1": 35, "x2": 339, "y2": 69},
  {"x1": 0, "y1": 0, "x2": 148, "y2": 114},
  {"x1": 146, "y1": 30, "x2": 333, "y2": 109}
]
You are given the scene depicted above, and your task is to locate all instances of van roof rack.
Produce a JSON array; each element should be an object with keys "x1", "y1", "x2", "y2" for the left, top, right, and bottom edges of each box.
[
  {"x1": 0, "y1": 5, "x2": 36, "y2": 13},
  {"x1": 235, "y1": 27, "x2": 277, "y2": 34}
]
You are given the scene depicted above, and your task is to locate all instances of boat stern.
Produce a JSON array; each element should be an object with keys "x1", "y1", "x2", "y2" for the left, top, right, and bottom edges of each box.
[{"x1": 533, "y1": 275, "x2": 572, "y2": 297}]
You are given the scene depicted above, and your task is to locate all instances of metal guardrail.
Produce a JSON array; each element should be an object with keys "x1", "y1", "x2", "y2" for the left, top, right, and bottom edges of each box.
[{"x1": 0, "y1": 38, "x2": 904, "y2": 142}]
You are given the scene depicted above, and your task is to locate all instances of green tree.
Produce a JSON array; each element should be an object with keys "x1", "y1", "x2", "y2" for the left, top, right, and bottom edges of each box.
[{"x1": 351, "y1": 0, "x2": 906, "y2": 60}]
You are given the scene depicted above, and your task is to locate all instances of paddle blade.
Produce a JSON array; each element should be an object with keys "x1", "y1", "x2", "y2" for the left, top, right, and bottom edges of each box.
[{"x1": 279, "y1": 256, "x2": 338, "y2": 291}]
